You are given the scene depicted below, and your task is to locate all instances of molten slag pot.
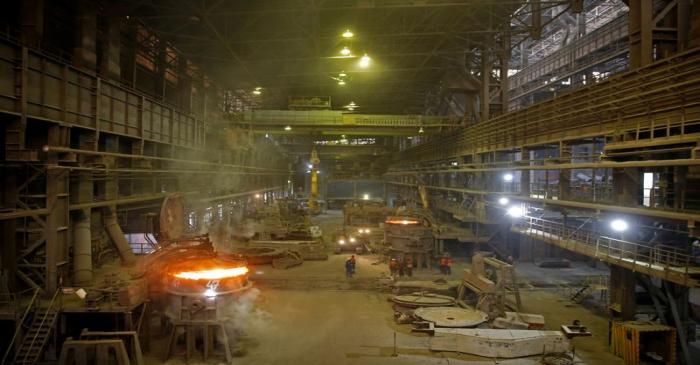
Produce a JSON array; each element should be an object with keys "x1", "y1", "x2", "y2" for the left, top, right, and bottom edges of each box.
[{"x1": 164, "y1": 254, "x2": 252, "y2": 321}]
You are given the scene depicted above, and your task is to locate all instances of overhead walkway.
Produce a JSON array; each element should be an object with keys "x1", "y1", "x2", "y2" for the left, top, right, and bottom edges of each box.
[{"x1": 513, "y1": 217, "x2": 700, "y2": 287}]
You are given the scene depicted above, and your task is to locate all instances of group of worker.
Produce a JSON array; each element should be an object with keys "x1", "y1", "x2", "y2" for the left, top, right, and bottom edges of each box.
[
  {"x1": 346, "y1": 253, "x2": 453, "y2": 278},
  {"x1": 388, "y1": 257, "x2": 415, "y2": 277},
  {"x1": 386, "y1": 253, "x2": 453, "y2": 277}
]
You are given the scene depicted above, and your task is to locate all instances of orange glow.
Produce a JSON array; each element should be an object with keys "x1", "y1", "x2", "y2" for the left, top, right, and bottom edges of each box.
[
  {"x1": 385, "y1": 219, "x2": 420, "y2": 225},
  {"x1": 173, "y1": 266, "x2": 249, "y2": 280}
]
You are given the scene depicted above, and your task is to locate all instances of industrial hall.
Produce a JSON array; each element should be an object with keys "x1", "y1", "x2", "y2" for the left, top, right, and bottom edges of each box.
[{"x1": 1, "y1": 0, "x2": 699, "y2": 364}]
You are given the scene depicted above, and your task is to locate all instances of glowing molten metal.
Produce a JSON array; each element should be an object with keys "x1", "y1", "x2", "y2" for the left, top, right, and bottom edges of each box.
[
  {"x1": 173, "y1": 266, "x2": 249, "y2": 280},
  {"x1": 385, "y1": 218, "x2": 420, "y2": 225}
]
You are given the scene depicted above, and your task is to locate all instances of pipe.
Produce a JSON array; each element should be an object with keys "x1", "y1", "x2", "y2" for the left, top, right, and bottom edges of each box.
[
  {"x1": 73, "y1": 210, "x2": 93, "y2": 286},
  {"x1": 104, "y1": 210, "x2": 137, "y2": 266}
]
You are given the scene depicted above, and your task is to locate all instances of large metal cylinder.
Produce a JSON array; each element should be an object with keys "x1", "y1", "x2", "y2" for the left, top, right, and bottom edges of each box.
[
  {"x1": 104, "y1": 211, "x2": 137, "y2": 266},
  {"x1": 73, "y1": 210, "x2": 93, "y2": 286}
]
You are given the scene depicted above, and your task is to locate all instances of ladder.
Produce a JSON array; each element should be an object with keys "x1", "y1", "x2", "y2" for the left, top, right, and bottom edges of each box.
[{"x1": 13, "y1": 291, "x2": 60, "y2": 365}]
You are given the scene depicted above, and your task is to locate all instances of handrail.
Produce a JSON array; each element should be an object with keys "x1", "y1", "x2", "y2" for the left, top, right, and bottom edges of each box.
[
  {"x1": 22, "y1": 289, "x2": 61, "y2": 364},
  {"x1": 1, "y1": 288, "x2": 41, "y2": 365},
  {"x1": 521, "y1": 216, "x2": 696, "y2": 271}
]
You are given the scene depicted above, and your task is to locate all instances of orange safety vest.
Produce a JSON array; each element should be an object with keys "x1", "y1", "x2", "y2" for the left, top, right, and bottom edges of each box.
[
  {"x1": 440, "y1": 257, "x2": 448, "y2": 266},
  {"x1": 446, "y1": 258, "x2": 453, "y2": 267}
]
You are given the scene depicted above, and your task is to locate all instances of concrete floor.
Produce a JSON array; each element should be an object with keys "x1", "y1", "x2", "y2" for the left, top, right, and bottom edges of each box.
[{"x1": 147, "y1": 210, "x2": 623, "y2": 364}]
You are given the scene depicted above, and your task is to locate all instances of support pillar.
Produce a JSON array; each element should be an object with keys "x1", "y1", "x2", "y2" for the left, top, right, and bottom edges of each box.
[
  {"x1": 558, "y1": 141, "x2": 572, "y2": 200},
  {"x1": 73, "y1": 0, "x2": 98, "y2": 70},
  {"x1": 20, "y1": 0, "x2": 44, "y2": 47},
  {"x1": 520, "y1": 147, "x2": 531, "y2": 197},
  {"x1": 480, "y1": 49, "x2": 491, "y2": 122},
  {"x1": 500, "y1": 33, "x2": 510, "y2": 114},
  {"x1": 99, "y1": 15, "x2": 122, "y2": 79},
  {"x1": 613, "y1": 168, "x2": 640, "y2": 207},
  {"x1": 628, "y1": 0, "x2": 654, "y2": 68},
  {"x1": 609, "y1": 266, "x2": 636, "y2": 320}
]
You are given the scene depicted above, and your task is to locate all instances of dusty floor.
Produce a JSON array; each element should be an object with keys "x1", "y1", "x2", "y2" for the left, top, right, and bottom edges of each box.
[{"x1": 147, "y1": 210, "x2": 623, "y2": 364}]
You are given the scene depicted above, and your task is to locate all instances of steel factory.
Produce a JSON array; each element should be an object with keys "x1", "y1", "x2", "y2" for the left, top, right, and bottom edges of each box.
[{"x1": 1, "y1": 1, "x2": 700, "y2": 364}]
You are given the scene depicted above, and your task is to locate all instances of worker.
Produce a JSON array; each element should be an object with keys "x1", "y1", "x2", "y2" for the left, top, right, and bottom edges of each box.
[
  {"x1": 350, "y1": 255, "x2": 357, "y2": 274},
  {"x1": 389, "y1": 258, "x2": 398, "y2": 276},
  {"x1": 345, "y1": 257, "x2": 353, "y2": 278},
  {"x1": 439, "y1": 255, "x2": 448, "y2": 275},
  {"x1": 398, "y1": 259, "x2": 405, "y2": 277},
  {"x1": 445, "y1": 253, "x2": 453, "y2": 275},
  {"x1": 405, "y1": 256, "x2": 413, "y2": 277}
]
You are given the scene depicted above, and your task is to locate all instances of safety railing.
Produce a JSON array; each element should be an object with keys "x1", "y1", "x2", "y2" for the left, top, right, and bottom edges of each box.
[
  {"x1": 520, "y1": 216, "x2": 695, "y2": 276},
  {"x1": 1, "y1": 288, "x2": 41, "y2": 365},
  {"x1": 510, "y1": 15, "x2": 629, "y2": 90}
]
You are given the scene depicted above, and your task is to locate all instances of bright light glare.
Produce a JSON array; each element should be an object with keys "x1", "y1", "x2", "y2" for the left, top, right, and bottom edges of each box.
[
  {"x1": 349, "y1": 237, "x2": 356, "y2": 243},
  {"x1": 362, "y1": 193, "x2": 370, "y2": 200},
  {"x1": 342, "y1": 29, "x2": 354, "y2": 38},
  {"x1": 507, "y1": 206, "x2": 526, "y2": 218},
  {"x1": 284, "y1": 125, "x2": 292, "y2": 131},
  {"x1": 338, "y1": 80, "x2": 346, "y2": 86},
  {"x1": 610, "y1": 219, "x2": 629, "y2": 232},
  {"x1": 252, "y1": 89, "x2": 261, "y2": 95},
  {"x1": 365, "y1": 228, "x2": 371, "y2": 234},
  {"x1": 340, "y1": 47, "x2": 351, "y2": 56},
  {"x1": 255, "y1": 194, "x2": 261, "y2": 199},
  {"x1": 359, "y1": 54, "x2": 371, "y2": 68},
  {"x1": 339, "y1": 239, "x2": 346, "y2": 245},
  {"x1": 499, "y1": 197, "x2": 509, "y2": 205},
  {"x1": 503, "y1": 173, "x2": 514, "y2": 182},
  {"x1": 349, "y1": 101, "x2": 356, "y2": 106},
  {"x1": 419, "y1": 127, "x2": 425, "y2": 134},
  {"x1": 204, "y1": 288, "x2": 217, "y2": 298},
  {"x1": 339, "y1": 72, "x2": 347, "y2": 77}
]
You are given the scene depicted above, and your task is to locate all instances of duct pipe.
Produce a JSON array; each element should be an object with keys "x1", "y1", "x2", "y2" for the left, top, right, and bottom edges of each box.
[
  {"x1": 104, "y1": 209, "x2": 137, "y2": 266},
  {"x1": 73, "y1": 209, "x2": 93, "y2": 286}
]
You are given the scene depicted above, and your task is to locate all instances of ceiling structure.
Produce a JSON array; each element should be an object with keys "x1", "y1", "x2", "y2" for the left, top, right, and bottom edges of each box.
[{"x1": 120, "y1": 0, "x2": 538, "y2": 114}]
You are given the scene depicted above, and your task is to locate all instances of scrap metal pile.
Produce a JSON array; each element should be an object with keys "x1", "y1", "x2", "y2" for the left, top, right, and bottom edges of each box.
[{"x1": 386, "y1": 252, "x2": 576, "y2": 360}]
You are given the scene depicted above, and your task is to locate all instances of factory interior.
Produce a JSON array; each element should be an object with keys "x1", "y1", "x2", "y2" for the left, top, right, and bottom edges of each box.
[{"x1": 1, "y1": 0, "x2": 700, "y2": 364}]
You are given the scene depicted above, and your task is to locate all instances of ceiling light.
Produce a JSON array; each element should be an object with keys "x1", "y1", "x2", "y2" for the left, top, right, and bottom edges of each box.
[
  {"x1": 347, "y1": 107, "x2": 355, "y2": 111},
  {"x1": 359, "y1": 54, "x2": 371, "y2": 68},
  {"x1": 498, "y1": 197, "x2": 509, "y2": 205},
  {"x1": 362, "y1": 194, "x2": 370, "y2": 200},
  {"x1": 340, "y1": 47, "x2": 351, "y2": 56},
  {"x1": 503, "y1": 173, "x2": 514, "y2": 182},
  {"x1": 349, "y1": 101, "x2": 356, "y2": 106},
  {"x1": 284, "y1": 125, "x2": 292, "y2": 131},
  {"x1": 507, "y1": 206, "x2": 526, "y2": 218},
  {"x1": 339, "y1": 72, "x2": 347, "y2": 77},
  {"x1": 418, "y1": 127, "x2": 424, "y2": 134},
  {"x1": 338, "y1": 80, "x2": 346, "y2": 86},
  {"x1": 610, "y1": 219, "x2": 629, "y2": 232},
  {"x1": 252, "y1": 89, "x2": 262, "y2": 95},
  {"x1": 342, "y1": 29, "x2": 354, "y2": 38}
]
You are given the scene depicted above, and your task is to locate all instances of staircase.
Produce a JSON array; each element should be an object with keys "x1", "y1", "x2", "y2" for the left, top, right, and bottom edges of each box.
[
  {"x1": 570, "y1": 284, "x2": 593, "y2": 303},
  {"x1": 12, "y1": 291, "x2": 61, "y2": 365}
]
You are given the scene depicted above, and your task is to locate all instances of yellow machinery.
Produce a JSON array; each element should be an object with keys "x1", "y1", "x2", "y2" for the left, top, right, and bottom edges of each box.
[{"x1": 308, "y1": 148, "x2": 321, "y2": 214}]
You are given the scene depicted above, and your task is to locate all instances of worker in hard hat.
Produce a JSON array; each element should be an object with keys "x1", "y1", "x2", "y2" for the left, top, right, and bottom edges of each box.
[
  {"x1": 350, "y1": 255, "x2": 357, "y2": 275},
  {"x1": 345, "y1": 257, "x2": 354, "y2": 278},
  {"x1": 444, "y1": 252, "x2": 453, "y2": 275},
  {"x1": 389, "y1": 258, "x2": 398, "y2": 277},
  {"x1": 439, "y1": 254, "x2": 448, "y2": 275},
  {"x1": 405, "y1": 256, "x2": 414, "y2": 277}
]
